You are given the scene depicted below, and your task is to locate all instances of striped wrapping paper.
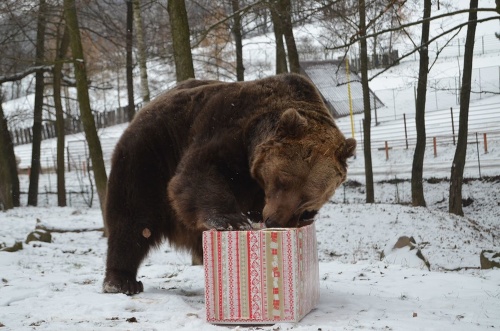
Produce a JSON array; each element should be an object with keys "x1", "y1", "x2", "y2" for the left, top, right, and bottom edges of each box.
[{"x1": 203, "y1": 223, "x2": 319, "y2": 324}]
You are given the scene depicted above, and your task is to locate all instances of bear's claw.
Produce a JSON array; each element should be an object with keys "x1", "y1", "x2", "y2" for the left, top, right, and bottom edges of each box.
[
  {"x1": 103, "y1": 273, "x2": 143, "y2": 295},
  {"x1": 205, "y1": 214, "x2": 251, "y2": 231}
]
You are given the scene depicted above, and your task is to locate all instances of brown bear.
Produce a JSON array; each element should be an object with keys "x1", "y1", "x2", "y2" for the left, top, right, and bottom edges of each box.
[{"x1": 103, "y1": 73, "x2": 356, "y2": 295}]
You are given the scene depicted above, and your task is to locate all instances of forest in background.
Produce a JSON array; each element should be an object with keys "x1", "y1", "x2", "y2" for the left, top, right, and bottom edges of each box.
[{"x1": 0, "y1": 0, "x2": 499, "y2": 229}]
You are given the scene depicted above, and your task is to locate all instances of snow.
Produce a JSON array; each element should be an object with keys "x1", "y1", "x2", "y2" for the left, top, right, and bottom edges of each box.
[
  {"x1": 1, "y1": 197, "x2": 499, "y2": 330},
  {"x1": 2, "y1": 1, "x2": 500, "y2": 330}
]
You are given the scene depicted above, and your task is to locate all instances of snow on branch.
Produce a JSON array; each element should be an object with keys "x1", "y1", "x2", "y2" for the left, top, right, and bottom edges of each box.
[{"x1": 0, "y1": 65, "x2": 53, "y2": 84}]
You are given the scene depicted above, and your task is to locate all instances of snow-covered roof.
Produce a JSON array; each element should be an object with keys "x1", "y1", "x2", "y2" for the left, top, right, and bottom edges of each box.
[{"x1": 300, "y1": 60, "x2": 383, "y2": 118}]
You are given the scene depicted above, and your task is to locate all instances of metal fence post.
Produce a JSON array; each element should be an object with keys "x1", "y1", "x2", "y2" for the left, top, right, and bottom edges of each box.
[
  {"x1": 479, "y1": 68, "x2": 482, "y2": 99},
  {"x1": 403, "y1": 113, "x2": 408, "y2": 149},
  {"x1": 392, "y1": 89, "x2": 397, "y2": 120},
  {"x1": 450, "y1": 107, "x2": 456, "y2": 145}
]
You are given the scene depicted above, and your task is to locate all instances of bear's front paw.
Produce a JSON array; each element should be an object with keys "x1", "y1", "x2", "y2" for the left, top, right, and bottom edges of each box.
[
  {"x1": 205, "y1": 213, "x2": 251, "y2": 231},
  {"x1": 103, "y1": 271, "x2": 144, "y2": 295}
]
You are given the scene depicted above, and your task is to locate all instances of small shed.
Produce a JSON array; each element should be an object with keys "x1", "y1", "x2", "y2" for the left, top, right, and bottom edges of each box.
[{"x1": 300, "y1": 60, "x2": 383, "y2": 118}]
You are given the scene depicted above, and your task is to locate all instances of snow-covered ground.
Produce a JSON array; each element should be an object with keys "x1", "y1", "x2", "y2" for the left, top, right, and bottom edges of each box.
[
  {"x1": 2, "y1": 106, "x2": 500, "y2": 330},
  {"x1": 1, "y1": 179, "x2": 499, "y2": 330},
  {"x1": 2, "y1": 1, "x2": 500, "y2": 330}
]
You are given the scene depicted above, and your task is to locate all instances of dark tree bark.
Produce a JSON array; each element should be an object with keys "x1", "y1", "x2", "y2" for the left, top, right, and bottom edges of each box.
[
  {"x1": 359, "y1": 0, "x2": 374, "y2": 203},
  {"x1": 64, "y1": 0, "x2": 108, "y2": 227},
  {"x1": 167, "y1": 0, "x2": 195, "y2": 82},
  {"x1": 270, "y1": 4, "x2": 288, "y2": 74},
  {"x1": 0, "y1": 100, "x2": 13, "y2": 210},
  {"x1": 126, "y1": 0, "x2": 135, "y2": 121},
  {"x1": 277, "y1": 0, "x2": 300, "y2": 73},
  {"x1": 411, "y1": 0, "x2": 431, "y2": 207},
  {"x1": 231, "y1": 0, "x2": 245, "y2": 81},
  {"x1": 0, "y1": 94, "x2": 21, "y2": 210},
  {"x1": 53, "y1": 25, "x2": 70, "y2": 207},
  {"x1": 449, "y1": 0, "x2": 478, "y2": 216},
  {"x1": 27, "y1": 0, "x2": 47, "y2": 206},
  {"x1": 372, "y1": 31, "x2": 380, "y2": 68}
]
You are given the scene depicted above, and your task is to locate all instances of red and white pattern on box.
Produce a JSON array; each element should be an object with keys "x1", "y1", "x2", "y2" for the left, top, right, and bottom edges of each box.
[
  {"x1": 203, "y1": 223, "x2": 319, "y2": 324},
  {"x1": 248, "y1": 230, "x2": 263, "y2": 319}
]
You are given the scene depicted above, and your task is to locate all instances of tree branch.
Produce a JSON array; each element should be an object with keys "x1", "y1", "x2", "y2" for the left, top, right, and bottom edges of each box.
[
  {"x1": 0, "y1": 65, "x2": 53, "y2": 84},
  {"x1": 328, "y1": 8, "x2": 499, "y2": 51},
  {"x1": 191, "y1": 0, "x2": 266, "y2": 48},
  {"x1": 428, "y1": 27, "x2": 462, "y2": 72},
  {"x1": 365, "y1": 0, "x2": 408, "y2": 32},
  {"x1": 368, "y1": 16, "x2": 500, "y2": 82}
]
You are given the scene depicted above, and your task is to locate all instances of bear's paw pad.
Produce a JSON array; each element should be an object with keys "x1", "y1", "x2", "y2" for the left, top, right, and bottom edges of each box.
[{"x1": 103, "y1": 275, "x2": 143, "y2": 295}]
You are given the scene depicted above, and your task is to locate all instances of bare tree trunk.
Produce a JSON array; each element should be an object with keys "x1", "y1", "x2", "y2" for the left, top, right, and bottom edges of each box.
[
  {"x1": 231, "y1": 0, "x2": 245, "y2": 81},
  {"x1": 167, "y1": 0, "x2": 195, "y2": 82},
  {"x1": 133, "y1": 0, "x2": 151, "y2": 104},
  {"x1": 270, "y1": 4, "x2": 288, "y2": 74},
  {"x1": 126, "y1": 0, "x2": 135, "y2": 121},
  {"x1": 53, "y1": 25, "x2": 70, "y2": 207},
  {"x1": 27, "y1": 0, "x2": 47, "y2": 206},
  {"x1": 359, "y1": 0, "x2": 374, "y2": 203},
  {"x1": 449, "y1": 0, "x2": 478, "y2": 216},
  {"x1": 0, "y1": 103, "x2": 13, "y2": 209},
  {"x1": 278, "y1": 0, "x2": 300, "y2": 73},
  {"x1": 63, "y1": 0, "x2": 108, "y2": 228},
  {"x1": 411, "y1": 0, "x2": 431, "y2": 207},
  {"x1": 372, "y1": 33, "x2": 378, "y2": 68},
  {"x1": 0, "y1": 93, "x2": 20, "y2": 209}
]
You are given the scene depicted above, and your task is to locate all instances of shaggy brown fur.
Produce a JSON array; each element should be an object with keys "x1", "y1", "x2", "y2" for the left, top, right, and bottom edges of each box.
[{"x1": 103, "y1": 73, "x2": 356, "y2": 294}]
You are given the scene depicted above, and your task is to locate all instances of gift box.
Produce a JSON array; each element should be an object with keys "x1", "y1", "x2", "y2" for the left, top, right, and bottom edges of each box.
[{"x1": 203, "y1": 222, "x2": 319, "y2": 324}]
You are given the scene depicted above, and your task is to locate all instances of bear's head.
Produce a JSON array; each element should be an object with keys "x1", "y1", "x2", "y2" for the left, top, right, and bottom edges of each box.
[{"x1": 251, "y1": 108, "x2": 356, "y2": 228}]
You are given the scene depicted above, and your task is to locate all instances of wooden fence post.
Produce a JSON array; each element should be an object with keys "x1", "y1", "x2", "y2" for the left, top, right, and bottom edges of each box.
[
  {"x1": 15, "y1": 129, "x2": 21, "y2": 145},
  {"x1": 25, "y1": 128, "x2": 32, "y2": 143},
  {"x1": 385, "y1": 141, "x2": 389, "y2": 160},
  {"x1": 476, "y1": 133, "x2": 482, "y2": 179},
  {"x1": 433, "y1": 137, "x2": 437, "y2": 157},
  {"x1": 483, "y1": 133, "x2": 488, "y2": 154},
  {"x1": 67, "y1": 146, "x2": 71, "y2": 172}
]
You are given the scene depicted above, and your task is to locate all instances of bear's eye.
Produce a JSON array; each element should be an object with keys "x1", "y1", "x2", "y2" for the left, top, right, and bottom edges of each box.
[
  {"x1": 279, "y1": 169, "x2": 294, "y2": 177},
  {"x1": 274, "y1": 178, "x2": 290, "y2": 191},
  {"x1": 274, "y1": 172, "x2": 298, "y2": 191}
]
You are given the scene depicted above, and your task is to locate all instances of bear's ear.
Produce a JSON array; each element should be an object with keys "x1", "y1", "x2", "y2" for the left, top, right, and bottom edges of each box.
[
  {"x1": 277, "y1": 108, "x2": 308, "y2": 138},
  {"x1": 336, "y1": 138, "x2": 356, "y2": 161}
]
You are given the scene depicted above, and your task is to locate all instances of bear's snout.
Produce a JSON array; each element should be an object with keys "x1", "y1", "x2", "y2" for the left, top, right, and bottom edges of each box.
[
  {"x1": 263, "y1": 194, "x2": 302, "y2": 228},
  {"x1": 264, "y1": 209, "x2": 318, "y2": 228},
  {"x1": 264, "y1": 214, "x2": 298, "y2": 228}
]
